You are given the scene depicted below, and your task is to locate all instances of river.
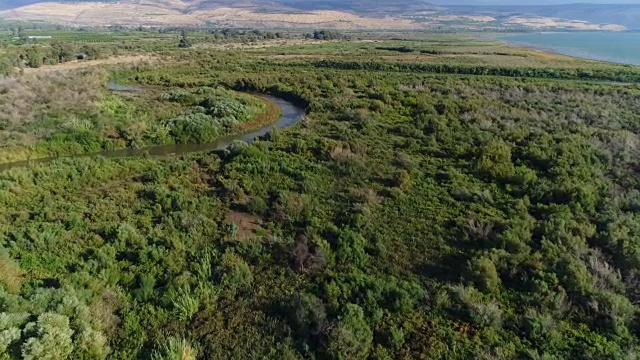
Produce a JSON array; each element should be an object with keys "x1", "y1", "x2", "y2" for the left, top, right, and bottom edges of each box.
[{"x1": 0, "y1": 90, "x2": 306, "y2": 172}]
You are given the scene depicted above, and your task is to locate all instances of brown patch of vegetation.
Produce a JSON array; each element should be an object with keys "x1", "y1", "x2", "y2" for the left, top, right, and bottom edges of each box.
[
  {"x1": 330, "y1": 144, "x2": 359, "y2": 163},
  {"x1": 290, "y1": 234, "x2": 327, "y2": 274},
  {"x1": 0, "y1": 70, "x2": 104, "y2": 147},
  {"x1": 240, "y1": 95, "x2": 282, "y2": 131},
  {"x1": 90, "y1": 289, "x2": 123, "y2": 336},
  {"x1": 0, "y1": 252, "x2": 24, "y2": 293},
  {"x1": 227, "y1": 210, "x2": 261, "y2": 241}
]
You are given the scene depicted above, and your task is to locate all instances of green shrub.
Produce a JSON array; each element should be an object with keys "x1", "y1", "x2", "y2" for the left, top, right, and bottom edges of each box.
[
  {"x1": 164, "y1": 113, "x2": 222, "y2": 144},
  {"x1": 388, "y1": 326, "x2": 405, "y2": 350},
  {"x1": 478, "y1": 138, "x2": 515, "y2": 181},
  {"x1": 217, "y1": 251, "x2": 253, "y2": 293},
  {"x1": 21, "y1": 313, "x2": 74, "y2": 360},
  {"x1": 170, "y1": 287, "x2": 200, "y2": 321},
  {"x1": 159, "y1": 90, "x2": 195, "y2": 104},
  {"x1": 133, "y1": 275, "x2": 156, "y2": 302},
  {"x1": 0, "y1": 253, "x2": 23, "y2": 294},
  {"x1": 467, "y1": 257, "x2": 501, "y2": 293},
  {"x1": 327, "y1": 304, "x2": 372, "y2": 360},
  {"x1": 200, "y1": 97, "x2": 249, "y2": 123}
]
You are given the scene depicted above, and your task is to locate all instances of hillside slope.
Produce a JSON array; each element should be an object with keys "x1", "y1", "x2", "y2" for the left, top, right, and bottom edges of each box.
[
  {"x1": 0, "y1": 0, "x2": 433, "y2": 28},
  {"x1": 0, "y1": 0, "x2": 633, "y2": 31},
  {"x1": 449, "y1": 4, "x2": 640, "y2": 30}
]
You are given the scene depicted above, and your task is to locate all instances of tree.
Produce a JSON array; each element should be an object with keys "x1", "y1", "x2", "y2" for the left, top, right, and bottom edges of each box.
[
  {"x1": 25, "y1": 48, "x2": 43, "y2": 68},
  {"x1": 51, "y1": 41, "x2": 75, "y2": 63},
  {"x1": 312, "y1": 30, "x2": 346, "y2": 41},
  {"x1": 17, "y1": 27, "x2": 26, "y2": 42},
  {"x1": 178, "y1": 30, "x2": 192, "y2": 48}
]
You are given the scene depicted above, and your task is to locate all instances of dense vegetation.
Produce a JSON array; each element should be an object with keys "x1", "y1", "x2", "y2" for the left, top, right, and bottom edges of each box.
[
  {"x1": 1, "y1": 32, "x2": 640, "y2": 359},
  {"x1": 0, "y1": 70, "x2": 273, "y2": 163}
]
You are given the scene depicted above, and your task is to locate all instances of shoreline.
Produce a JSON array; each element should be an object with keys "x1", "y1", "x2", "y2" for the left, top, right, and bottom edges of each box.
[{"x1": 493, "y1": 33, "x2": 640, "y2": 67}]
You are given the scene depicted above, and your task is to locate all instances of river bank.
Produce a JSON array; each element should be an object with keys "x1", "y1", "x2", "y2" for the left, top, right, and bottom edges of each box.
[{"x1": 0, "y1": 94, "x2": 305, "y2": 172}]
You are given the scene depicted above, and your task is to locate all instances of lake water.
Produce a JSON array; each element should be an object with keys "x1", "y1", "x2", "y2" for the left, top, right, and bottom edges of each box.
[{"x1": 502, "y1": 32, "x2": 640, "y2": 66}]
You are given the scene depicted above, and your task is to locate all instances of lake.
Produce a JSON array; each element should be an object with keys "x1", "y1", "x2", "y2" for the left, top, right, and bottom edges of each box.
[{"x1": 502, "y1": 32, "x2": 640, "y2": 66}]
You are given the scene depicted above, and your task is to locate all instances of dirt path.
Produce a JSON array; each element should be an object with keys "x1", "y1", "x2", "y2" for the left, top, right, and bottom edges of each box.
[
  {"x1": 192, "y1": 38, "x2": 351, "y2": 50},
  {"x1": 21, "y1": 55, "x2": 155, "y2": 74}
]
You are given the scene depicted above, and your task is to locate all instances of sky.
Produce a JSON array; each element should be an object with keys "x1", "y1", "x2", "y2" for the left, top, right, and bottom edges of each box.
[{"x1": 430, "y1": 0, "x2": 640, "y2": 4}]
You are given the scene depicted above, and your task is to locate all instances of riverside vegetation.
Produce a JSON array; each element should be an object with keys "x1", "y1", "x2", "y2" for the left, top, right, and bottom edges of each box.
[{"x1": 1, "y1": 30, "x2": 640, "y2": 359}]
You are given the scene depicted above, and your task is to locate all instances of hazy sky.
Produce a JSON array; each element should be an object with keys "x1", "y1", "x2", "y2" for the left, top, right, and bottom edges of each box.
[{"x1": 430, "y1": 0, "x2": 640, "y2": 4}]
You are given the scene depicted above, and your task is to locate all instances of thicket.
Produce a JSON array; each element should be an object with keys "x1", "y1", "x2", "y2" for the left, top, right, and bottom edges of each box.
[
  {"x1": 309, "y1": 30, "x2": 349, "y2": 41},
  {"x1": 0, "y1": 76, "x2": 267, "y2": 163},
  {"x1": 0, "y1": 35, "x2": 639, "y2": 359},
  {"x1": 313, "y1": 59, "x2": 640, "y2": 82}
]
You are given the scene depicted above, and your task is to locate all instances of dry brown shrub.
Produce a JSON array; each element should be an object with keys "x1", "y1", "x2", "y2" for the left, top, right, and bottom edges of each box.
[
  {"x1": 0, "y1": 69, "x2": 105, "y2": 146},
  {"x1": 467, "y1": 218, "x2": 494, "y2": 240},
  {"x1": 350, "y1": 187, "x2": 382, "y2": 206},
  {"x1": 90, "y1": 289, "x2": 123, "y2": 335},
  {"x1": 0, "y1": 252, "x2": 24, "y2": 293},
  {"x1": 330, "y1": 144, "x2": 358, "y2": 163}
]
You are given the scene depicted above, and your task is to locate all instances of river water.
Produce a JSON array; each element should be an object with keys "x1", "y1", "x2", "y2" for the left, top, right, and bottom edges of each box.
[{"x1": 0, "y1": 92, "x2": 306, "y2": 172}]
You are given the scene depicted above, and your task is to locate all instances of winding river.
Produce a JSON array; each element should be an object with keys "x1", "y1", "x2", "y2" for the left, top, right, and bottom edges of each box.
[{"x1": 0, "y1": 85, "x2": 306, "y2": 172}]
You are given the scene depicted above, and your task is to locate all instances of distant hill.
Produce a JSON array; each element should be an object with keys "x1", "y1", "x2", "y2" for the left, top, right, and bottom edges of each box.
[
  {"x1": 448, "y1": 3, "x2": 640, "y2": 30},
  {"x1": 0, "y1": 0, "x2": 635, "y2": 30}
]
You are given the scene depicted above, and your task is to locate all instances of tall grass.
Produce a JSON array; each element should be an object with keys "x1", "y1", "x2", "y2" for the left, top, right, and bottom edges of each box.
[{"x1": 150, "y1": 337, "x2": 198, "y2": 360}]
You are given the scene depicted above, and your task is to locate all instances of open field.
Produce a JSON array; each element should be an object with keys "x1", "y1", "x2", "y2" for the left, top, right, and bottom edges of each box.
[
  {"x1": 21, "y1": 54, "x2": 155, "y2": 74},
  {"x1": 0, "y1": 30, "x2": 640, "y2": 359}
]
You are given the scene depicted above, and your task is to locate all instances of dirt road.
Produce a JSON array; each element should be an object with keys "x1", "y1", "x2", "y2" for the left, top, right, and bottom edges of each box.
[{"x1": 21, "y1": 55, "x2": 155, "y2": 74}]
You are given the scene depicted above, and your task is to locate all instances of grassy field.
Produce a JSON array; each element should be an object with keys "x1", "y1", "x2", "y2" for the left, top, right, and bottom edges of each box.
[{"x1": 0, "y1": 30, "x2": 640, "y2": 359}]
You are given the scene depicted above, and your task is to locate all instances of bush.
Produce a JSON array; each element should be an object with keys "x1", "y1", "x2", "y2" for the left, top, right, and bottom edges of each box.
[
  {"x1": 247, "y1": 196, "x2": 268, "y2": 216},
  {"x1": 133, "y1": 275, "x2": 156, "y2": 302},
  {"x1": 21, "y1": 313, "x2": 74, "y2": 360},
  {"x1": 387, "y1": 326, "x2": 405, "y2": 350},
  {"x1": 327, "y1": 304, "x2": 372, "y2": 360},
  {"x1": 450, "y1": 285, "x2": 502, "y2": 329},
  {"x1": 478, "y1": 138, "x2": 515, "y2": 181},
  {"x1": 200, "y1": 97, "x2": 249, "y2": 122},
  {"x1": 151, "y1": 337, "x2": 197, "y2": 360},
  {"x1": 311, "y1": 30, "x2": 348, "y2": 40},
  {"x1": 0, "y1": 58, "x2": 13, "y2": 77},
  {"x1": 165, "y1": 113, "x2": 222, "y2": 144},
  {"x1": 291, "y1": 293, "x2": 327, "y2": 338},
  {"x1": 217, "y1": 251, "x2": 253, "y2": 293},
  {"x1": 170, "y1": 287, "x2": 200, "y2": 322},
  {"x1": 159, "y1": 90, "x2": 195, "y2": 104},
  {"x1": 0, "y1": 287, "x2": 111, "y2": 360},
  {"x1": 467, "y1": 257, "x2": 501, "y2": 293},
  {"x1": 0, "y1": 253, "x2": 23, "y2": 293}
]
